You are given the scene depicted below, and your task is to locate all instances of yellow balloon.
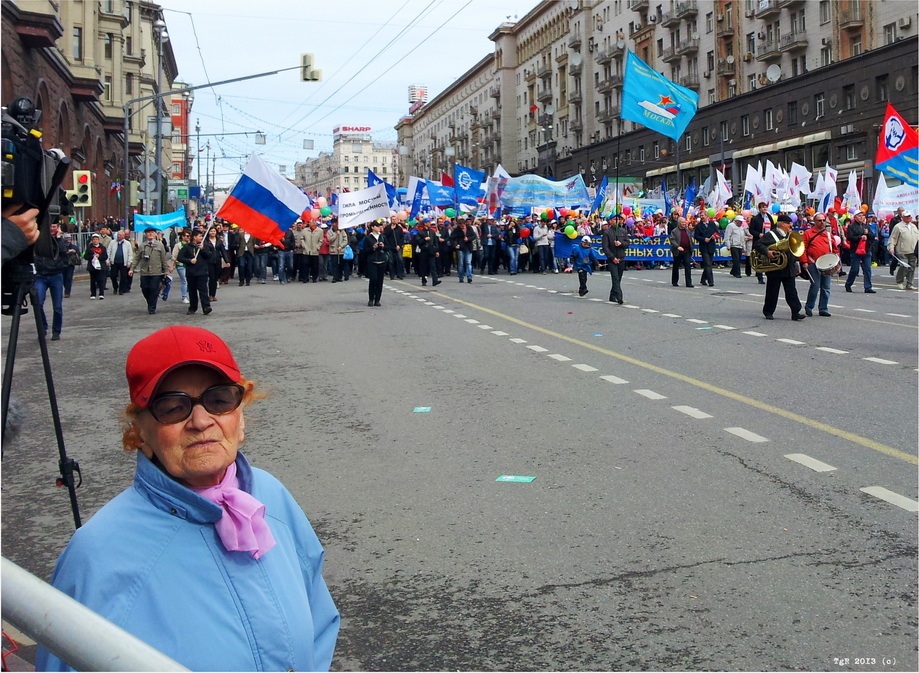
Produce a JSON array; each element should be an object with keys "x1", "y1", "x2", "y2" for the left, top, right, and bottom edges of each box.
[
  {"x1": 725, "y1": 210, "x2": 736, "y2": 220},
  {"x1": 567, "y1": 229, "x2": 578, "y2": 239}
]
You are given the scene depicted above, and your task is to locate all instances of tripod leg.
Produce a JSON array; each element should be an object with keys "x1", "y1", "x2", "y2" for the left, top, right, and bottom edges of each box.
[{"x1": 1, "y1": 283, "x2": 28, "y2": 444}]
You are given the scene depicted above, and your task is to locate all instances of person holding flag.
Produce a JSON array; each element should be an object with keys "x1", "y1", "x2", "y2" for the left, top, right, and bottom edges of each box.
[{"x1": 177, "y1": 228, "x2": 214, "y2": 315}]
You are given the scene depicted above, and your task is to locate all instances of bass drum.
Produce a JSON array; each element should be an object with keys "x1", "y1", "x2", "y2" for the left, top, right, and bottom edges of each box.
[{"x1": 815, "y1": 253, "x2": 842, "y2": 276}]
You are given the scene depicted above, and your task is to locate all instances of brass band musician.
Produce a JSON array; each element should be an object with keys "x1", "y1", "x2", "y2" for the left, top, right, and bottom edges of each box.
[{"x1": 754, "y1": 214, "x2": 807, "y2": 321}]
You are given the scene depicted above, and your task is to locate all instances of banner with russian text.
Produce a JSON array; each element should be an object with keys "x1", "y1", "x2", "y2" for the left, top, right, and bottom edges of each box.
[
  {"x1": 336, "y1": 183, "x2": 390, "y2": 229},
  {"x1": 500, "y1": 173, "x2": 591, "y2": 210}
]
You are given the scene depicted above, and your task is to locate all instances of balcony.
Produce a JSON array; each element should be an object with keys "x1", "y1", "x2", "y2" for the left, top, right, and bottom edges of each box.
[
  {"x1": 717, "y1": 58, "x2": 735, "y2": 76},
  {"x1": 610, "y1": 74, "x2": 624, "y2": 88},
  {"x1": 569, "y1": 60, "x2": 582, "y2": 76},
  {"x1": 780, "y1": 30, "x2": 808, "y2": 52},
  {"x1": 597, "y1": 77, "x2": 613, "y2": 94},
  {"x1": 675, "y1": 0, "x2": 698, "y2": 18},
  {"x1": 536, "y1": 86, "x2": 553, "y2": 103},
  {"x1": 660, "y1": 11, "x2": 680, "y2": 28},
  {"x1": 568, "y1": 89, "x2": 583, "y2": 103},
  {"x1": 489, "y1": 85, "x2": 500, "y2": 99},
  {"x1": 491, "y1": 108, "x2": 501, "y2": 121},
  {"x1": 754, "y1": 0, "x2": 781, "y2": 19},
  {"x1": 716, "y1": 23, "x2": 734, "y2": 38},
  {"x1": 537, "y1": 62, "x2": 552, "y2": 78},
  {"x1": 596, "y1": 47, "x2": 614, "y2": 64},
  {"x1": 756, "y1": 40, "x2": 782, "y2": 61},
  {"x1": 661, "y1": 46, "x2": 680, "y2": 63},
  {"x1": 839, "y1": 9, "x2": 864, "y2": 30},
  {"x1": 570, "y1": 119, "x2": 584, "y2": 132},
  {"x1": 525, "y1": 69, "x2": 536, "y2": 82},
  {"x1": 679, "y1": 74, "x2": 700, "y2": 90},
  {"x1": 568, "y1": 34, "x2": 582, "y2": 49},
  {"x1": 598, "y1": 108, "x2": 615, "y2": 123},
  {"x1": 628, "y1": 0, "x2": 649, "y2": 10},
  {"x1": 779, "y1": 0, "x2": 806, "y2": 7},
  {"x1": 677, "y1": 38, "x2": 699, "y2": 55}
]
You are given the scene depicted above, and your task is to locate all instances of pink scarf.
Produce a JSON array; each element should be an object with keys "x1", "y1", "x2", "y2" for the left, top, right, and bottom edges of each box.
[{"x1": 190, "y1": 461, "x2": 276, "y2": 559}]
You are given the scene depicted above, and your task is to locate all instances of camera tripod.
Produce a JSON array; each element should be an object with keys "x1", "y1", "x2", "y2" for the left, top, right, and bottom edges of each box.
[{"x1": 1, "y1": 260, "x2": 82, "y2": 529}]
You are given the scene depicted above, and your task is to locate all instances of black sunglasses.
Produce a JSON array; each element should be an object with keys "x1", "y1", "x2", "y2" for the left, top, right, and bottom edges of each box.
[{"x1": 148, "y1": 384, "x2": 244, "y2": 424}]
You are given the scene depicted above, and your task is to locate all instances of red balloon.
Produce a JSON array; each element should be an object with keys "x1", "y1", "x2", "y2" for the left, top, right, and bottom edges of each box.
[
  {"x1": 520, "y1": 227, "x2": 531, "y2": 238},
  {"x1": 622, "y1": 206, "x2": 632, "y2": 216},
  {"x1": 545, "y1": 208, "x2": 555, "y2": 219},
  {"x1": 302, "y1": 210, "x2": 312, "y2": 222}
]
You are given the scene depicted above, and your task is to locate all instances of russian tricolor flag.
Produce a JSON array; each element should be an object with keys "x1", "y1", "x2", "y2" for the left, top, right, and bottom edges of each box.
[{"x1": 216, "y1": 155, "x2": 311, "y2": 244}]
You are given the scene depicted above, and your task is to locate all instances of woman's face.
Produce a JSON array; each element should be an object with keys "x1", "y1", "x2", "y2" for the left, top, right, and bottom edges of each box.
[{"x1": 134, "y1": 366, "x2": 244, "y2": 487}]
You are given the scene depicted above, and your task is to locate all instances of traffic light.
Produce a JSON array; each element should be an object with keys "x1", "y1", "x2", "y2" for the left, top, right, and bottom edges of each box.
[
  {"x1": 300, "y1": 53, "x2": 321, "y2": 82},
  {"x1": 70, "y1": 170, "x2": 93, "y2": 207},
  {"x1": 129, "y1": 180, "x2": 140, "y2": 206}
]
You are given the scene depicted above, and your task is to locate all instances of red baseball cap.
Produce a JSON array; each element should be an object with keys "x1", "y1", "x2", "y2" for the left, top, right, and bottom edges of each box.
[{"x1": 126, "y1": 326, "x2": 241, "y2": 407}]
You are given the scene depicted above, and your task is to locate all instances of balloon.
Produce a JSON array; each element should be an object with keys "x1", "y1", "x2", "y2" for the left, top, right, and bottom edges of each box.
[
  {"x1": 407, "y1": 218, "x2": 416, "y2": 226},
  {"x1": 520, "y1": 227, "x2": 531, "y2": 238},
  {"x1": 320, "y1": 206, "x2": 332, "y2": 217},
  {"x1": 302, "y1": 210, "x2": 312, "y2": 222},
  {"x1": 706, "y1": 208, "x2": 716, "y2": 218},
  {"x1": 625, "y1": 217, "x2": 635, "y2": 226},
  {"x1": 445, "y1": 208, "x2": 456, "y2": 218},
  {"x1": 771, "y1": 203, "x2": 781, "y2": 213},
  {"x1": 725, "y1": 209, "x2": 736, "y2": 220},
  {"x1": 401, "y1": 211, "x2": 409, "y2": 219},
  {"x1": 546, "y1": 208, "x2": 555, "y2": 220},
  {"x1": 564, "y1": 224, "x2": 576, "y2": 235},
  {"x1": 806, "y1": 207, "x2": 815, "y2": 215},
  {"x1": 860, "y1": 204, "x2": 869, "y2": 212},
  {"x1": 540, "y1": 211, "x2": 549, "y2": 221},
  {"x1": 622, "y1": 206, "x2": 632, "y2": 216},
  {"x1": 311, "y1": 208, "x2": 320, "y2": 219},
  {"x1": 566, "y1": 228, "x2": 578, "y2": 239},
  {"x1": 789, "y1": 213, "x2": 798, "y2": 223},
  {"x1": 719, "y1": 217, "x2": 729, "y2": 226},
  {"x1": 742, "y1": 209, "x2": 751, "y2": 218},
  {"x1": 558, "y1": 208, "x2": 568, "y2": 217},
  {"x1": 316, "y1": 197, "x2": 328, "y2": 208},
  {"x1": 885, "y1": 213, "x2": 895, "y2": 222}
]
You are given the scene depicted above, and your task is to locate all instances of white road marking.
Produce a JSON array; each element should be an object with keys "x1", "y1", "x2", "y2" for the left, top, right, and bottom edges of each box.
[
  {"x1": 776, "y1": 338, "x2": 806, "y2": 345},
  {"x1": 686, "y1": 319, "x2": 709, "y2": 324},
  {"x1": 589, "y1": 297, "x2": 603, "y2": 302},
  {"x1": 600, "y1": 375, "x2": 629, "y2": 384},
  {"x1": 714, "y1": 325, "x2": 736, "y2": 330},
  {"x1": 725, "y1": 427, "x2": 768, "y2": 443},
  {"x1": 886, "y1": 313, "x2": 911, "y2": 318},
  {"x1": 491, "y1": 330, "x2": 509, "y2": 336},
  {"x1": 454, "y1": 313, "x2": 467, "y2": 318},
  {"x1": 536, "y1": 287, "x2": 547, "y2": 290},
  {"x1": 853, "y1": 308, "x2": 875, "y2": 313},
  {"x1": 748, "y1": 293, "x2": 763, "y2": 297},
  {"x1": 509, "y1": 338, "x2": 528, "y2": 344},
  {"x1": 673, "y1": 405, "x2": 713, "y2": 419},
  {"x1": 634, "y1": 389, "x2": 667, "y2": 400},
  {"x1": 527, "y1": 345, "x2": 549, "y2": 352},
  {"x1": 514, "y1": 282, "x2": 526, "y2": 286},
  {"x1": 477, "y1": 324, "x2": 494, "y2": 330},
  {"x1": 640, "y1": 278, "x2": 655, "y2": 282},
  {"x1": 547, "y1": 353, "x2": 572, "y2": 361},
  {"x1": 525, "y1": 284, "x2": 538, "y2": 288},
  {"x1": 816, "y1": 346, "x2": 849, "y2": 355},
  {"x1": 785, "y1": 453, "x2": 837, "y2": 472},
  {"x1": 424, "y1": 301, "x2": 435, "y2": 305},
  {"x1": 432, "y1": 305, "x2": 445, "y2": 309},
  {"x1": 547, "y1": 290, "x2": 558, "y2": 294},
  {"x1": 661, "y1": 313, "x2": 682, "y2": 318},
  {"x1": 573, "y1": 364, "x2": 598, "y2": 372},
  {"x1": 642, "y1": 308, "x2": 659, "y2": 313},
  {"x1": 743, "y1": 331, "x2": 768, "y2": 336},
  {"x1": 622, "y1": 304, "x2": 640, "y2": 309},
  {"x1": 465, "y1": 318, "x2": 480, "y2": 324},
  {"x1": 863, "y1": 357, "x2": 898, "y2": 365},
  {"x1": 859, "y1": 487, "x2": 919, "y2": 512},
  {"x1": 442, "y1": 309, "x2": 455, "y2": 314}
]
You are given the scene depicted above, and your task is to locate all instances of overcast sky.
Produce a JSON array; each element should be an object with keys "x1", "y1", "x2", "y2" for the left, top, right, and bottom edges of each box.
[{"x1": 160, "y1": 0, "x2": 538, "y2": 187}]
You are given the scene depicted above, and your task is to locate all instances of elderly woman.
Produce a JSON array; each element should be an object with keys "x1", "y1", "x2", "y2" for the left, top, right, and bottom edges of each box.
[{"x1": 36, "y1": 326, "x2": 339, "y2": 672}]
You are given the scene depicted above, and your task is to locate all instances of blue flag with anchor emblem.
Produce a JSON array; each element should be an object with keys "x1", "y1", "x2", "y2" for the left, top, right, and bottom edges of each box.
[
  {"x1": 621, "y1": 50, "x2": 699, "y2": 141},
  {"x1": 453, "y1": 164, "x2": 486, "y2": 206}
]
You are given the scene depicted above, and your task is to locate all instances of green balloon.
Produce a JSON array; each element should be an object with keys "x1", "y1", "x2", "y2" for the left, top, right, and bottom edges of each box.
[
  {"x1": 719, "y1": 216, "x2": 729, "y2": 226},
  {"x1": 706, "y1": 208, "x2": 716, "y2": 218},
  {"x1": 320, "y1": 206, "x2": 332, "y2": 216},
  {"x1": 564, "y1": 224, "x2": 576, "y2": 235},
  {"x1": 540, "y1": 211, "x2": 549, "y2": 220},
  {"x1": 445, "y1": 208, "x2": 456, "y2": 218}
]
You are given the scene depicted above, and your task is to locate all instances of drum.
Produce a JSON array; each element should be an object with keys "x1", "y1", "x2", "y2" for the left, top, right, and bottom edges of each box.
[{"x1": 815, "y1": 253, "x2": 842, "y2": 276}]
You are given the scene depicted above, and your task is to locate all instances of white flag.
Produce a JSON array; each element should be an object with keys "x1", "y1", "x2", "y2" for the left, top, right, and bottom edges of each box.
[{"x1": 842, "y1": 170, "x2": 861, "y2": 212}]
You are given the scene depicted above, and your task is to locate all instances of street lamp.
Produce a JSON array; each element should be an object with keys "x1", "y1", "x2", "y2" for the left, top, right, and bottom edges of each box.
[
  {"x1": 153, "y1": 18, "x2": 168, "y2": 215},
  {"x1": 195, "y1": 119, "x2": 201, "y2": 216}
]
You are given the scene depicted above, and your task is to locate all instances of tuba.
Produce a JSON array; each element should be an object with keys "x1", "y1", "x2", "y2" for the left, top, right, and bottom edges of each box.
[{"x1": 750, "y1": 230, "x2": 805, "y2": 273}]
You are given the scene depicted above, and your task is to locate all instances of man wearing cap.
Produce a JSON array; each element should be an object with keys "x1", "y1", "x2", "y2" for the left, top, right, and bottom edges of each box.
[
  {"x1": 602, "y1": 214, "x2": 630, "y2": 304},
  {"x1": 888, "y1": 210, "x2": 918, "y2": 290},
  {"x1": 129, "y1": 227, "x2": 170, "y2": 314},
  {"x1": 800, "y1": 213, "x2": 838, "y2": 316},
  {"x1": 755, "y1": 214, "x2": 806, "y2": 321}
]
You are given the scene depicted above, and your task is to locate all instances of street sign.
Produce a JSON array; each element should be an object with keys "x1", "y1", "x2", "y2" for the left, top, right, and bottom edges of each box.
[
  {"x1": 176, "y1": 188, "x2": 188, "y2": 199},
  {"x1": 140, "y1": 178, "x2": 157, "y2": 192}
]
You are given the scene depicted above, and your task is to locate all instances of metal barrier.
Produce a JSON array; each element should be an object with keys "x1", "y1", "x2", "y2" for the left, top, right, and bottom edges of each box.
[{"x1": 1, "y1": 557, "x2": 188, "y2": 671}]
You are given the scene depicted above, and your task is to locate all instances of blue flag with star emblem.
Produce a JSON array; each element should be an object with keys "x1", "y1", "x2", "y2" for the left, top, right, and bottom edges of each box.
[{"x1": 621, "y1": 50, "x2": 698, "y2": 141}]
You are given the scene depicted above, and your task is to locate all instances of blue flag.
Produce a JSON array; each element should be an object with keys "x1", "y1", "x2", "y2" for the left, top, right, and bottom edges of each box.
[
  {"x1": 408, "y1": 181, "x2": 425, "y2": 221},
  {"x1": 682, "y1": 178, "x2": 696, "y2": 212},
  {"x1": 454, "y1": 164, "x2": 486, "y2": 206},
  {"x1": 622, "y1": 50, "x2": 699, "y2": 140},
  {"x1": 589, "y1": 176, "x2": 608, "y2": 217},
  {"x1": 425, "y1": 181, "x2": 456, "y2": 207},
  {"x1": 134, "y1": 207, "x2": 186, "y2": 231},
  {"x1": 367, "y1": 169, "x2": 397, "y2": 207}
]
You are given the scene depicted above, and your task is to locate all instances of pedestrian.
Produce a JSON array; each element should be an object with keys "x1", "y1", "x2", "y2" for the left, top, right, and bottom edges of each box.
[
  {"x1": 571, "y1": 235, "x2": 600, "y2": 296},
  {"x1": 748, "y1": 202, "x2": 773, "y2": 284},
  {"x1": 844, "y1": 210, "x2": 876, "y2": 293},
  {"x1": 129, "y1": 227, "x2": 170, "y2": 314},
  {"x1": 107, "y1": 230, "x2": 133, "y2": 295},
  {"x1": 414, "y1": 219, "x2": 441, "y2": 287},
  {"x1": 327, "y1": 218, "x2": 348, "y2": 283},
  {"x1": 694, "y1": 213, "x2": 719, "y2": 287},
  {"x1": 34, "y1": 325, "x2": 340, "y2": 672},
  {"x1": 61, "y1": 233, "x2": 80, "y2": 298},
  {"x1": 668, "y1": 218, "x2": 695, "y2": 287},
  {"x1": 755, "y1": 214, "x2": 806, "y2": 321},
  {"x1": 83, "y1": 232, "x2": 108, "y2": 299},
  {"x1": 33, "y1": 221, "x2": 68, "y2": 340},
  {"x1": 365, "y1": 220, "x2": 387, "y2": 306},
  {"x1": 178, "y1": 229, "x2": 213, "y2": 315},
  {"x1": 602, "y1": 214, "x2": 630, "y2": 304},
  {"x1": 800, "y1": 213, "x2": 839, "y2": 317},
  {"x1": 888, "y1": 210, "x2": 918, "y2": 290},
  {"x1": 204, "y1": 226, "x2": 227, "y2": 301},
  {"x1": 724, "y1": 215, "x2": 746, "y2": 278},
  {"x1": 451, "y1": 216, "x2": 477, "y2": 283},
  {"x1": 236, "y1": 230, "x2": 256, "y2": 286},
  {"x1": 170, "y1": 230, "x2": 190, "y2": 304}
]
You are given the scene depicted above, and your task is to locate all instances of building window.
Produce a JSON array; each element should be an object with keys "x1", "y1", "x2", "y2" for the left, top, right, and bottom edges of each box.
[
  {"x1": 702, "y1": 126, "x2": 710, "y2": 147},
  {"x1": 126, "y1": 36, "x2": 133, "y2": 55},
  {"x1": 728, "y1": 82, "x2": 737, "y2": 97},
  {"x1": 846, "y1": 145, "x2": 858, "y2": 161},
  {"x1": 706, "y1": 12, "x2": 713, "y2": 33},
  {"x1": 815, "y1": 93, "x2": 825, "y2": 118},
  {"x1": 125, "y1": 73, "x2": 134, "y2": 95},
  {"x1": 747, "y1": 74, "x2": 757, "y2": 91},
  {"x1": 819, "y1": 0, "x2": 831, "y2": 24},
  {"x1": 883, "y1": 23, "x2": 897, "y2": 45},
  {"x1": 172, "y1": 103, "x2": 181, "y2": 115},
  {"x1": 746, "y1": 33, "x2": 755, "y2": 55},
  {"x1": 851, "y1": 37, "x2": 862, "y2": 56},
  {"x1": 72, "y1": 27, "x2": 83, "y2": 60},
  {"x1": 103, "y1": 75, "x2": 112, "y2": 101},
  {"x1": 639, "y1": 146, "x2": 645, "y2": 161},
  {"x1": 708, "y1": 89, "x2": 716, "y2": 105},
  {"x1": 877, "y1": 75, "x2": 889, "y2": 102},
  {"x1": 653, "y1": 141, "x2": 659, "y2": 159},
  {"x1": 765, "y1": 108, "x2": 773, "y2": 130},
  {"x1": 844, "y1": 84, "x2": 856, "y2": 110},
  {"x1": 741, "y1": 115, "x2": 750, "y2": 137},
  {"x1": 820, "y1": 45, "x2": 832, "y2": 66},
  {"x1": 788, "y1": 101, "x2": 797, "y2": 125},
  {"x1": 707, "y1": 51, "x2": 715, "y2": 71},
  {"x1": 721, "y1": 120, "x2": 729, "y2": 142},
  {"x1": 685, "y1": 134, "x2": 691, "y2": 151},
  {"x1": 104, "y1": 33, "x2": 113, "y2": 59}
]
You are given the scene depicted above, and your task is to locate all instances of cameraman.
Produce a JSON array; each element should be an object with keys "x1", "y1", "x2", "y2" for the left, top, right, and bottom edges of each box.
[
  {"x1": 33, "y1": 221, "x2": 68, "y2": 340},
  {"x1": 1, "y1": 204, "x2": 39, "y2": 265},
  {"x1": 129, "y1": 227, "x2": 170, "y2": 314}
]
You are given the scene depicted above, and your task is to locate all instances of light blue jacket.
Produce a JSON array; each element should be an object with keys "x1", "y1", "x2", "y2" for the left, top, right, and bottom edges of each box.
[{"x1": 35, "y1": 452, "x2": 339, "y2": 672}]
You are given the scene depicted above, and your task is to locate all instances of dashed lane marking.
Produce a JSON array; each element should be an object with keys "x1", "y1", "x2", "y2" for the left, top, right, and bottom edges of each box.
[
  {"x1": 785, "y1": 453, "x2": 837, "y2": 472},
  {"x1": 743, "y1": 331, "x2": 768, "y2": 336},
  {"x1": 442, "y1": 309, "x2": 455, "y2": 314},
  {"x1": 725, "y1": 427, "x2": 768, "y2": 443},
  {"x1": 816, "y1": 346, "x2": 849, "y2": 355},
  {"x1": 714, "y1": 325, "x2": 736, "y2": 330},
  {"x1": 527, "y1": 345, "x2": 549, "y2": 352},
  {"x1": 642, "y1": 308, "x2": 659, "y2": 313},
  {"x1": 464, "y1": 318, "x2": 480, "y2": 323},
  {"x1": 776, "y1": 338, "x2": 806, "y2": 345},
  {"x1": 853, "y1": 308, "x2": 875, "y2": 313},
  {"x1": 661, "y1": 313, "x2": 682, "y2": 318},
  {"x1": 491, "y1": 330, "x2": 509, "y2": 336},
  {"x1": 635, "y1": 389, "x2": 667, "y2": 400},
  {"x1": 863, "y1": 357, "x2": 898, "y2": 365},
  {"x1": 477, "y1": 324, "x2": 494, "y2": 330},
  {"x1": 673, "y1": 405, "x2": 713, "y2": 419},
  {"x1": 686, "y1": 319, "x2": 709, "y2": 324},
  {"x1": 547, "y1": 353, "x2": 572, "y2": 361},
  {"x1": 600, "y1": 375, "x2": 629, "y2": 384},
  {"x1": 859, "y1": 487, "x2": 919, "y2": 512},
  {"x1": 887, "y1": 313, "x2": 911, "y2": 318},
  {"x1": 573, "y1": 364, "x2": 598, "y2": 372}
]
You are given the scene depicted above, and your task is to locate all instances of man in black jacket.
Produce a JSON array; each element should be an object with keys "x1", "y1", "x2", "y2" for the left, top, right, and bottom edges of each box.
[
  {"x1": 844, "y1": 211, "x2": 876, "y2": 293},
  {"x1": 755, "y1": 214, "x2": 805, "y2": 321},
  {"x1": 693, "y1": 214, "x2": 720, "y2": 287},
  {"x1": 602, "y1": 214, "x2": 630, "y2": 304},
  {"x1": 383, "y1": 219, "x2": 406, "y2": 280},
  {"x1": 178, "y1": 229, "x2": 214, "y2": 315},
  {"x1": 33, "y1": 221, "x2": 68, "y2": 340}
]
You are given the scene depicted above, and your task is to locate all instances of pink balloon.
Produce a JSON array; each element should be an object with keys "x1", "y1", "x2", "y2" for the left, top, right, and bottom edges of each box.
[
  {"x1": 311, "y1": 208, "x2": 321, "y2": 219},
  {"x1": 622, "y1": 206, "x2": 632, "y2": 216},
  {"x1": 316, "y1": 197, "x2": 328, "y2": 208}
]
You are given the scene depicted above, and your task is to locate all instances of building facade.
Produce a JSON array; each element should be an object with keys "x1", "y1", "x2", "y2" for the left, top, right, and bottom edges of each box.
[
  {"x1": 2, "y1": 0, "x2": 180, "y2": 222},
  {"x1": 297, "y1": 126, "x2": 397, "y2": 196},
  {"x1": 396, "y1": 0, "x2": 918, "y2": 199}
]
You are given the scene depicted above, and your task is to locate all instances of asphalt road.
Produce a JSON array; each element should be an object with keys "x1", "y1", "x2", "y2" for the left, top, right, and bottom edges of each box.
[{"x1": 1, "y1": 263, "x2": 916, "y2": 672}]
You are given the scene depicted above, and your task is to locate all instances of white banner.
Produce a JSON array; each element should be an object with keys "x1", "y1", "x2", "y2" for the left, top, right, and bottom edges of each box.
[
  {"x1": 872, "y1": 173, "x2": 919, "y2": 216},
  {"x1": 336, "y1": 183, "x2": 390, "y2": 229}
]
